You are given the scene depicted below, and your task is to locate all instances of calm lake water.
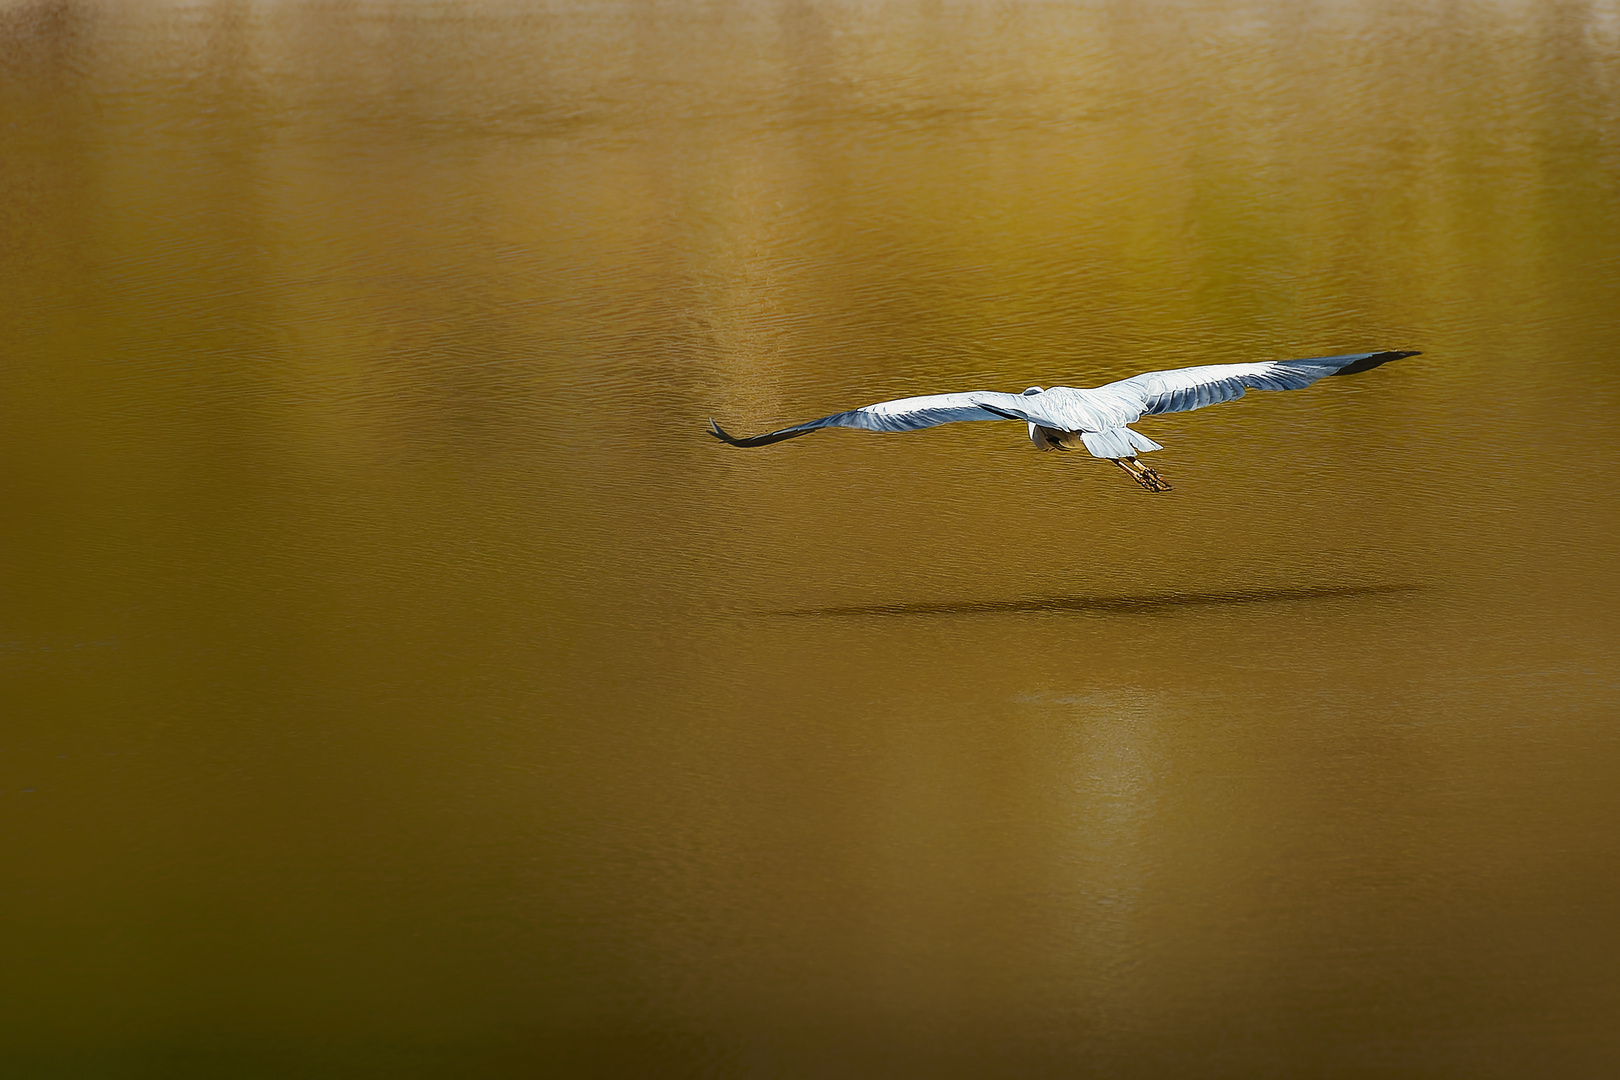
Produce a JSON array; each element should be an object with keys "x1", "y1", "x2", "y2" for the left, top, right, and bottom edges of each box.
[{"x1": 3, "y1": 1, "x2": 1619, "y2": 1076}]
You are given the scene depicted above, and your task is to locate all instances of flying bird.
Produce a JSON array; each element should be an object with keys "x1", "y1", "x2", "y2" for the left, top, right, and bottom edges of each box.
[{"x1": 708, "y1": 349, "x2": 1418, "y2": 491}]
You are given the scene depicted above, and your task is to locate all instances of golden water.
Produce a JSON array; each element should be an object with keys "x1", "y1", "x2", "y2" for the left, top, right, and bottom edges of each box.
[{"x1": 3, "y1": 1, "x2": 1618, "y2": 1076}]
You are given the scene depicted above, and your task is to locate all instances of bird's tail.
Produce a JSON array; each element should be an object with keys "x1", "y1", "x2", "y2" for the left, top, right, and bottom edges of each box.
[{"x1": 1080, "y1": 428, "x2": 1163, "y2": 459}]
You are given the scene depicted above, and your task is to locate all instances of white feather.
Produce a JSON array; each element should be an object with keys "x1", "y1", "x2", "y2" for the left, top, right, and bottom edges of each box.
[{"x1": 708, "y1": 351, "x2": 1414, "y2": 459}]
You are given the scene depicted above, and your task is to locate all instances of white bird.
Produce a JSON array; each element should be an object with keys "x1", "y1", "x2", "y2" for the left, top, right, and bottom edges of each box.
[{"x1": 708, "y1": 349, "x2": 1418, "y2": 491}]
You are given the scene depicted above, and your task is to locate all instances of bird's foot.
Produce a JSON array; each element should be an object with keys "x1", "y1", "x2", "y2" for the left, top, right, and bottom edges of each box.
[
  {"x1": 1138, "y1": 467, "x2": 1172, "y2": 492},
  {"x1": 1113, "y1": 457, "x2": 1172, "y2": 492},
  {"x1": 1126, "y1": 469, "x2": 1168, "y2": 492}
]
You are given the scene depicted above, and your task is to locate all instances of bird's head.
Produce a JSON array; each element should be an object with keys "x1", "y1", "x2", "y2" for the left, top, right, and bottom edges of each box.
[{"x1": 1022, "y1": 386, "x2": 1043, "y2": 396}]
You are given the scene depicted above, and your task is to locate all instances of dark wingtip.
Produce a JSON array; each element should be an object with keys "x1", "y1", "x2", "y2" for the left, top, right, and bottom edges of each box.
[
  {"x1": 706, "y1": 417, "x2": 821, "y2": 449},
  {"x1": 1330, "y1": 349, "x2": 1422, "y2": 376},
  {"x1": 707, "y1": 418, "x2": 744, "y2": 445}
]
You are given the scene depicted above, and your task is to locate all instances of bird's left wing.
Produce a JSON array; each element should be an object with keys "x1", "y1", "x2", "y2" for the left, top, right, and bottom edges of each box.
[
  {"x1": 709, "y1": 391, "x2": 1032, "y2": 447},
  {"x1": 1103, "y1": 350, "x2": 1419, "y2": 418}
]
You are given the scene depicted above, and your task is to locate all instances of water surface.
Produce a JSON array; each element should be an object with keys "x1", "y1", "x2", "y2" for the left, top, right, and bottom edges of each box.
[{"x1": 3, "y1": 1, "x2": 1618, "y2": 1076}]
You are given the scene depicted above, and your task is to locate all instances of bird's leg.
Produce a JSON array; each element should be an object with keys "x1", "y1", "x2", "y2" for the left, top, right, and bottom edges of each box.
[
  {"x1": 1112, "y1": 458, "x2": 1154, "y2": 489},
  {"x1": 1113, "y1": 457, "x2": 1172, "y2": 492},
  {"x1": 1134, "y1": 457, "x2": 1172, "y2": 492}
]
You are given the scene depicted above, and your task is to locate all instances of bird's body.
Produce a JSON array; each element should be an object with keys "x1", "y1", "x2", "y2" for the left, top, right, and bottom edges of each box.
[{"x1": 708, "y1": 349, "x2": 1418, "y2": 491}]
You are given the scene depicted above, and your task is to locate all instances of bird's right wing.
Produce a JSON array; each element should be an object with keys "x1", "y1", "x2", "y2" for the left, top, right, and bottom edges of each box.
[
  {"x1": 1103, "y1": 350, "x2": 1419, "y2": 418},
  {"x1": 709, "y1": 391, "x2": 1033, "y2": 448}
]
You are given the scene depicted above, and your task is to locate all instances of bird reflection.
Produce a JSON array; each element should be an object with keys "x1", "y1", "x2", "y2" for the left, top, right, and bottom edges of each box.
[{"x1": 777, "y1": 583, "x2": 1417, "y2": 618}]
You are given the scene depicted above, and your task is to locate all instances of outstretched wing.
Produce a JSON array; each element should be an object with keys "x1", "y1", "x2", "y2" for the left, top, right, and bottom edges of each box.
[
  {"x1": 708, "y1": 390, "x2": 1034, "y2": 448},
  {"x1": 1106, "y1": 350, "x2": 1419, "y2": 418},
  {"x1": 708, "y1": 350, "x2": 1419, "y2": 447}
]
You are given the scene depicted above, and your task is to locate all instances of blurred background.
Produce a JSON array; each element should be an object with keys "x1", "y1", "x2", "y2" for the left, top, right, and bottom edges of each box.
[{"x1": 2, "y1": 1, "x2": 1618, "y2": 1076}]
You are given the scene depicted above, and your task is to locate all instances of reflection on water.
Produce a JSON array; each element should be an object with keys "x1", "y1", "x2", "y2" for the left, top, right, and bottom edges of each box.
[
  {"x1": 779, "y1": 583, "x2": 1419, "y2": 617},
  {"x1": 2, "y1": 0, "x2": 1619, "y2": 1076}
]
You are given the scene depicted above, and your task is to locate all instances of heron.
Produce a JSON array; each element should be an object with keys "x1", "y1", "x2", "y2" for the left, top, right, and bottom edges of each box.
[{"x1": 707, "y1": 349, "x2": 1418, "y2": 491}]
